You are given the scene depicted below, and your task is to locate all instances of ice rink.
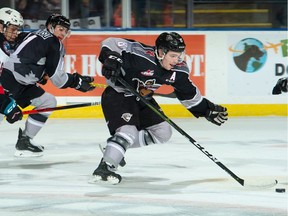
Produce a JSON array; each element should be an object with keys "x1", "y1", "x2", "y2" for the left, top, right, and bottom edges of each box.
[{"x1": 0, "y1": 116, "x2": 287, "y2": 216}]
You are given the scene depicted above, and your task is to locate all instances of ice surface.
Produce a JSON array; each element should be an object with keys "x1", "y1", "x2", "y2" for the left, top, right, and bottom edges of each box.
[{"x1": 0, "y1": 117, "x2": 287, "y2": 216}]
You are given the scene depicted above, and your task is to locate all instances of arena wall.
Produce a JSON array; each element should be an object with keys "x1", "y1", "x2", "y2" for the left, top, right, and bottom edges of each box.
[{"x1": 23, "y1": 30, "x2": 287, "y2": 118}]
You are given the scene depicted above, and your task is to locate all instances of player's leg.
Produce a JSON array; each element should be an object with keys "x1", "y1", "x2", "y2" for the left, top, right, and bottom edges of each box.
[
  {"x1": 15, "y1": 86, "x2": 56, "y2": 157},
  {"x1": 131, "y1": 98, "x2": 172, "y2": 148},
  {"x1": 91, "y1": 87, "x2": 140, "y2": 184}
]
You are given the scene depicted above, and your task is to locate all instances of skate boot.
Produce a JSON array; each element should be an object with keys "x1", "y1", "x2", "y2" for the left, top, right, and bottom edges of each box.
[
  {"x1": 89, "y1": 159, "x2": 122, "y2": 184},
  {"x1": 14, "y1": 128, "x2": 44, "y2": 157}
]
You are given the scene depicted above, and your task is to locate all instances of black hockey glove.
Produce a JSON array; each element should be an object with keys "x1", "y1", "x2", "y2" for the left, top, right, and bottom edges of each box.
[
  {"x1": 205, "y1": 101, "x2": 228, "y2": 126},
  {"x1": 38, "y1": 73, "x2": 49, "y2": 85},
  {"x1": 72, "y1": 73, "x2": 95, "y2": 92},
  {"x1": 102, "y1": 52, "x2": 123, "y2": 83},
  {"x1": 0, "y1": 97, "x2": 23, "y2": 124},
  {"x1": 272, "y1": 77, "x2": 288, "y2": 95}
]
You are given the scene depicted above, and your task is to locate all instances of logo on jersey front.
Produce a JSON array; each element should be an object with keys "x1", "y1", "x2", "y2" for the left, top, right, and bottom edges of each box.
[
  {"x1": 121, "y1": 113, "x2": 133, "y2": 122},
  {"x1": 141, "y1": 69, "x2": 154, "y2": 76},
  {"x1": 132, "y1": 78, "x2": 161, "y2": 92}
]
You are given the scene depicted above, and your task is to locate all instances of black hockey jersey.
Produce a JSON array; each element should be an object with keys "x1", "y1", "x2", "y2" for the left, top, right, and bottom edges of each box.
[
  {"x1": 3, "y1": 29, "x2": 74, "y2": 88},
  {"x1": 99, "y1": 37, "x2": 208, "y2": 117}
]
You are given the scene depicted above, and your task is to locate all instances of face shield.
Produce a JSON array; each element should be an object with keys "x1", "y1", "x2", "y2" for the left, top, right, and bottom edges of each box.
[
  {"x1": 4, "y1": 24, "x2": 22, "y2": 42},
  {"x1": 49, "y1": 24, "x2": 71, "y2": 42},
  {"x1": 46, "y1": 14, "x2": 71, "y2": 42},
  {"x1": 177, "y1": 50, "x2": 186, "y2": 63},
  {"x1": 56, "y1": 25, "x2": 71, "y2": 41},
  {"x1": 156, "y1": 47, "x2": 186, "y2": 64}
]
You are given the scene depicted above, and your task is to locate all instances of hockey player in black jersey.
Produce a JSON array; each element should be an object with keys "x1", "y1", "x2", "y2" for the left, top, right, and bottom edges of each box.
[
  {"x1": 0, "y1": 14, "x2": 95, "y2": 157},
  {"x1": 272, "y1": 77, "x2": 288, "y2": 95},
  {"x1": 0, "y1": 7, "x2": 24, "y2": 124},
  {"x1": 90, "y1": 32, "x2": 228, "y2": 184}
]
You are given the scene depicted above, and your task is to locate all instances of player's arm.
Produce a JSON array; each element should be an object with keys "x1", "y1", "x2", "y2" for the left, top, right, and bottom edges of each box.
[
  {"x1": 188, "y1": 98, "x2": 228, "y2": 126},
  {"x1": 99, "y1": 45, "x2": 123, "y2": 83},
  {"x1": 174, "y1": 73, "x2": 227, "y2": 126},
  {"x1": 45, "y1": 40, "x2": 95, "y2": 92}
]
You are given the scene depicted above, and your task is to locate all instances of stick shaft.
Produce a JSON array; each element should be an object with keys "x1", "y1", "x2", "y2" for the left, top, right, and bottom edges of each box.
[
  {"x1": 154, "y1": 92, "x2": 176, "y2": 98},
  {"x1": 22, "y1": 102, "x2": 101, "y2": 115},
  {"x1": 91, "y1": 83, "x2": 176, "y2": 98},
  {"x1": 117, "y1": 76, "x2": 244, "y2": 186},
  {"x1": 91, "y1": 83, "x2": 108, "y2": 88}
]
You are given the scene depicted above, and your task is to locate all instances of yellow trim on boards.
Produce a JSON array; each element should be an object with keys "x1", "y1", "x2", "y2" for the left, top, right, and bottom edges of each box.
[{"x1": 22, "y1": 104, "x2": 288, "y2": 118}]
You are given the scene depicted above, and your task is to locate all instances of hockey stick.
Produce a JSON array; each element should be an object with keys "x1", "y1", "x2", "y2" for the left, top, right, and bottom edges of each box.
[
  {"x1": 91, "y1": 83, "x2": 108, "y2": 88},
  {"x1": 91, "y1": 83, "x2": 177, "y2": 98},
  {"x1": 154, "y1": 91, "x2": 176, "y2": 98},
  {"x1": 117, "y1": 75, "x2": 278, "y2": 188},
  {"x1": 22, "y1": 102, "x2": 101, "y2": 115}
]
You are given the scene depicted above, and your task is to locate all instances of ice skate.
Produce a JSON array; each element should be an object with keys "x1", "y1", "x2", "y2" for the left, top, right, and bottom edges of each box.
[
  {"x1": 89, "y1": 159, "x2": 122, "y2": 185},
  {"x1": 14, "y1": 128, "x2": 44, "y2": 157}
]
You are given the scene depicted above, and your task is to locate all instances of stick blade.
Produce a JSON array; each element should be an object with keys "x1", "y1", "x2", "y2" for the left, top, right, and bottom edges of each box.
[{"x1": 243, "y1": 179, "x2": 278, "y2": 189}]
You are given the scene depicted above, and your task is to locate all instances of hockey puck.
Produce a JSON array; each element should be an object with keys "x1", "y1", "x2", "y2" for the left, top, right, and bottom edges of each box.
[{"x1": 275, "y1": 188, "x2": 285, "y2": 193}]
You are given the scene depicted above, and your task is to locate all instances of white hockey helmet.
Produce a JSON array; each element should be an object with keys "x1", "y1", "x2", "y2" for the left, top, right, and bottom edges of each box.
[{"x1": 0, "y1": 7, "x2": 24, "y2": 27}]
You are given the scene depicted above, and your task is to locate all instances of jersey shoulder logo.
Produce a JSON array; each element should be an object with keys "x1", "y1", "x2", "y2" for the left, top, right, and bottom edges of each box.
[
  {"x1": 145, "y1": 50, "x2": 155, "y2": 57},
  {"x1": 35, "y1": 30, "x2": 53, "y2": 40}
]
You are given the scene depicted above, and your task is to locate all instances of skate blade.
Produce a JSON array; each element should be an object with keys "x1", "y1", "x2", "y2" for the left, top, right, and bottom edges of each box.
[
  {"x1": 14, "y1": 150, "x2": 44, "y2": 158},
  {"x1": 88, "y1": 175, "x2": 120, "y2": 185}
]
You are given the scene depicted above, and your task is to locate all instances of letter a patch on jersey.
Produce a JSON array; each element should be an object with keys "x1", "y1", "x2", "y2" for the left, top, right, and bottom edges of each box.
[
  {"x1": 121, "y1": 113, "x2": 133, "y2": 122},
  {"x1": 166, "y1": 72, "x2": 176, "y2": 83}
]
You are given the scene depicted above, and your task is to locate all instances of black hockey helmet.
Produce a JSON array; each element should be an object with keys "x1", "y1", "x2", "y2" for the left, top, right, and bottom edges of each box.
[
  {"x1": 155, "y1": 32, "x2": 186, "y2": 53},
  {"x1": 45, "y1": 14, "x2": 70, "y2": 30}
]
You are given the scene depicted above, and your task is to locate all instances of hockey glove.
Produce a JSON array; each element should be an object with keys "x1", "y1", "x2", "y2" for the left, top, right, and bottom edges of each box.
[
  {"x1": 0, "y1": 97, "x2": 23, "y2": 124},
  {"x1": 72, "y1": 73, "x2": 95, "y2": 92},
  {"x1": 38, "y1": 73, "x2": 49, "y2": 85},
  {"x1": 205, "y1": 101, "x2": 228, "y2": 126},
  {"x1": 139, "y1": 87, "x2": 154, "y2": 99},
  {"x1": 102, "y1": 52, "x2": 123, "y2": 83},
  {"x1": 272, "y1": 77, "x2": 288, "y2": 95}
]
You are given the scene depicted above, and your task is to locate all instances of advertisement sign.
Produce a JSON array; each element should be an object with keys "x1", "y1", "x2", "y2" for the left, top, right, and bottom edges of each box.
[
  {"x1": 42, "y1": 34, "x2": 206, "y2": 96},
  {"x1": 228, "y1": 33, "x2": 287, "y2": 95}
]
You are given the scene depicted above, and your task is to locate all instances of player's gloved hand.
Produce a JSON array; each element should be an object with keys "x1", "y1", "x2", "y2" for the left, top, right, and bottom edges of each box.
[
  {"x1": 102, "y1": 52, "x2": 123, "y2": 83},
  {"x1": 0, "y1": 97, "x2": 23, "y2": 124},
  {"x1": 38, "y1": 73, "x2": 49, "y2": 85},
  {"x1": 139, "y1": 87, "x2": 154, "y2": 100},
  {"x1": 272, "y1": 77, "x2": 288, "y2": 95},
  {"x1": 72, "y1": 73, "x2": 95, "y2": 92},
  {"x1": 205, "y1": 101, "x2": 228, "y2": 126}
]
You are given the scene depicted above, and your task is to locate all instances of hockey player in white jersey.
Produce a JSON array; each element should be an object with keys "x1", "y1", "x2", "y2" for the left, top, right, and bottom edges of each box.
[
  {"x1": 90, "y1": 32, "x2": 228, "y2": 184},
  {"x1": 0, "y1": 7, "x2": 24, "y2": 124},
  {"x1": 0, "y1": 14, "x2": 95, "y2": 157}
]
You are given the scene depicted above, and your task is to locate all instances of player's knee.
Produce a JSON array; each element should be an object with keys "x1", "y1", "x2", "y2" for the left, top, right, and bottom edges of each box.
[
  {"x1": 147, "y1": 121, "x2": 172, "y2": 144},
  {"x1": 108, "y1": 132, "x2": 133, "y2": 151},
  {"x1": 44, "y1": 92, "x2": 57, "y2": 108},
  {"x1": 31, "y1": 92, "x2": 57, "y2": 111}
]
